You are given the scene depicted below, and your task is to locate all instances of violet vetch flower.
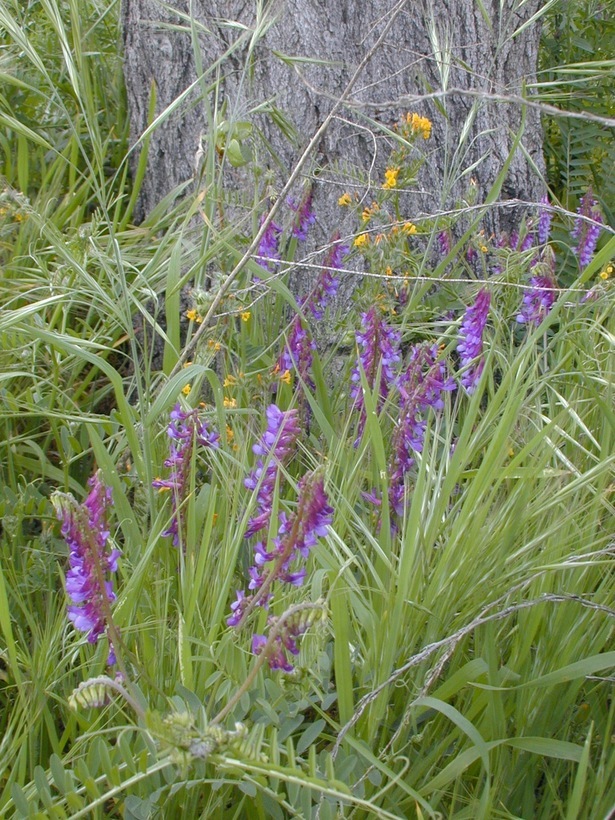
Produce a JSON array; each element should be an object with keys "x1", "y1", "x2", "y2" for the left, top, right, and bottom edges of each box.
[
  {"x1": 229, "y1": 470, "x2": 332, "y2": 637},
  {"x1": 520, "y1": 232, "x2": 534, "y2": 252},
  {"x1": 256, "y1": 214, "x2": 282, "y2": 271},
  {"x1": 243, "y1": 405, "x2": 300, "y2": 539},
  {"x1": 438, "y1": 230, "x2": 451, "y2": 256},
  {"x1": 288, "y1": 189, "x2": 316, "y2": 241},
  {"x1": 538, "y1": 195, "x2": 553, "y2": 245},
  {"x1": 351, "y1": 307, "x2": 401, "y2": 444},
  {"x1": 516, "y1": 275, "x2": 557, "y2": 326},
  {"x1": 274, "y1": 317, "x2": 316, "y2": 389},
  {"x1": 388, "y1": 345, "x2": 456, "y2": 515},
  {"x1": 457, "y1": 289, "x2": 491, "y2": 394},
  {"x1": 309, "y1": 233, "x2": 349, "y2": 320},
  {"x1": 252, "y1": 604, "x2": 326, "y2": 672},
  {"x1": 572, "y1": 189, "x2": 603, "y2": 269},
  {"x1": 251, "y1": 632, "x2": 295, "y2": 672},
  {"x1": 153, "y1": 403, "x2": 219, "y2": 547},
  {"x1": 52, "y1": 471, "x2": 120, "y2": 665}
]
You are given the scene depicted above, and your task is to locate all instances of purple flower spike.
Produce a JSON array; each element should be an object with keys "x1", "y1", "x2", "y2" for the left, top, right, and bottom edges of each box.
[
  {"x1": 516, "y1": 275, "x2": 557, "y2": 326},
  {"x1": 438, "y1": 230, "x2": 451, "y2": 256},
  {"x1": 351, "y1": 307, "x2": 401, "y2": 444},
  {"x1": 572, "y1": 190, "x2": 603, "y2": 270},
  {"x1": 520, "y1": 232, "x2": 534, "y2": 252},
  {"x1": 251, "y1": 605, "x2": 325, "y2": 672},
  {"x1": 457, "y1": 289, "x2": 491, "y2": 394},
  {"x1": 274, "y1": 316, "x2": 316, "y2": 389},
  {"x1": 252, "y1": 633, "x2": 294, "y2": 672},
  {"x1": 309, "y1": 233, "x2": 349, "y2": 320},
  {"x1": 229, "y1": 470, "x2": 332, "y2": 636},
  {"x1": 153, "y1": 403, "x2": 219, "y2": 547},
  {"x1": 53, "y1": 471, "x2": 119, "y2": 665},
  {"x1": 256, "y1": 215, "x2": 282, "y2": 271},
  {"x1": 538, "y1": 195, "x2": 553, "y2": 245},
  {"x1": 288, "y1": 189, "x2": 316, "y2": 242},
  {"x1": 244, "y1": 405, "x2": 300, "y2": 538},
  {"x1": 389, "y1": 345, "x2": 456, "y2": 515}
]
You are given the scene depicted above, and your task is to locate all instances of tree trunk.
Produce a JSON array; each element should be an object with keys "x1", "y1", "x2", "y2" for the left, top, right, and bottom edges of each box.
[{"x1": 122, "y1": 0, "x2": 545, "y2": 260}]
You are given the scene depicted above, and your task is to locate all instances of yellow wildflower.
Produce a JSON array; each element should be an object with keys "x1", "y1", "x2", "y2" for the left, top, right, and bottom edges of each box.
[
  {"x1": 223, "y1": 396, "x2": 237, "y2": 409},
  {"x1": 382, "y1": 167, "x2": 399, "y2": 189},
  {"x1": 226, "y1": 425, "x2": 234, "y2": 442},
  {"x1": 223, "y1": 375, "x2": 237, "y2": 388},
  {"x1": 600, "y1": 263, "x2": 613, "y2": 280},
  {"x1": 385, "y1": 266, "x2": 393, "y2": 276},
  {"x1": 207, "y1": 339, "x2": 221, "y2": 351},
  {"x1": 186, "y1": 308, "x2": 203, "y2": 323},
  {"x1": 354, "y1": 233, "x2": 369, "y2": 248},
  {"x1": 480, "y1": 245, "x2": 488, "y2": 253},
  {"x1": 338, "y1": 192, "x2": 352, "y2": 207},
  {"x1": 407, "y1": 112, "x2": 432, "y2": 139},
  {"x1": 279, "y1": 369, "x2": 292, "y2": 385},
  {"x1": 240, "y1": 311, "x2": 251, "y2": 322},
  {"x1": 402, "y1": 222, "x2": 417, "y2": 235},
  {"x1": 181, "y1": 384, "x2": 191, "y2": 396},
  {"x1": 362, "y1": 202, "x2": 379, "y2": 222}
]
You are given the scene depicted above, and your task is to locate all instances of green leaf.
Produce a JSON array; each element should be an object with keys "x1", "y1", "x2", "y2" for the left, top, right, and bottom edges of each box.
[
  {"x1": 296, "y1": 719, "x2": 326, "y2": 756},
  {"x1": 227, "y1": 138, "x2": 248, "y2": 167}
]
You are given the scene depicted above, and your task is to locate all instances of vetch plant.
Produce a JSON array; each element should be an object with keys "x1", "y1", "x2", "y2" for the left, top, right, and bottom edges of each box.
[
  {"x1": 572, "y1": 188, "x2": 603, "y2": 270},
  {"x1": 52, "y1": 471, "x2": 122, "y2": 669},
  {"x1": 457, "y1": 289, "x2": 491, "y2": 394},
  {"x1": 388, "y1": 344, "x2": 456, "y2": 516},
  {"x1": 229, "y1": 469, "x2": 333, "y2": 672},
  {"x1": 517, "y1": 274, "x2": 557, "y2": 326},
  {"x1": 351, "y1": 306, "x2": 401, "y2": 443},
  {"x1": 242, "y1": 404, "x2": 300, "y2": 539},
  {"x1": 153, "y1": 403, "x2": 219, "y2": 548}
]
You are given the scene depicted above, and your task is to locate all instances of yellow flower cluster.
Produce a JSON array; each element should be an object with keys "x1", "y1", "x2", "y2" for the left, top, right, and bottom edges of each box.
[
  {"x1": 382, "y1": 167, "x2": 400, "y2": 190},
  {"x1": 362, "y1": 201, "x2": 380, "y2": 222},
  {"x1": 338, "y1": 192, "x2": 352, "y2": 207},
  {"x1": 402, "y1": 222, "x2": 417, "y2": 235},
  {"x1": 186, "y1": 308, "x2": 203, "y2": 323},
  {"x1": 354, "y1": 233, "x2": 370, "y2": 248},
  {"x1": 406, "y1": 112, "x2": 432, "y2": 139},
  {"x1": 599, "y1": 263, "x2": 613, "y2": 280}
]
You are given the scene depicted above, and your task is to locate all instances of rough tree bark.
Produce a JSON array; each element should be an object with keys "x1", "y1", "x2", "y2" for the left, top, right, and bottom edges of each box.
[{"x1": 122, "y1": 0, "x2": 545, "y2": 237}]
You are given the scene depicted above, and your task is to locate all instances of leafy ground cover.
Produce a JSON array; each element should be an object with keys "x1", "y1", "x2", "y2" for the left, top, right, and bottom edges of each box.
[{"x1": 0, "y1": 1, "x2": 614, "y2": 817}]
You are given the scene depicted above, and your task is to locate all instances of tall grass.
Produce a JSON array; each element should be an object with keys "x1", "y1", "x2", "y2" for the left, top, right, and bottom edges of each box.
[{"x1": 0, "y1": 1, "x2": 614, "y2": 818}]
